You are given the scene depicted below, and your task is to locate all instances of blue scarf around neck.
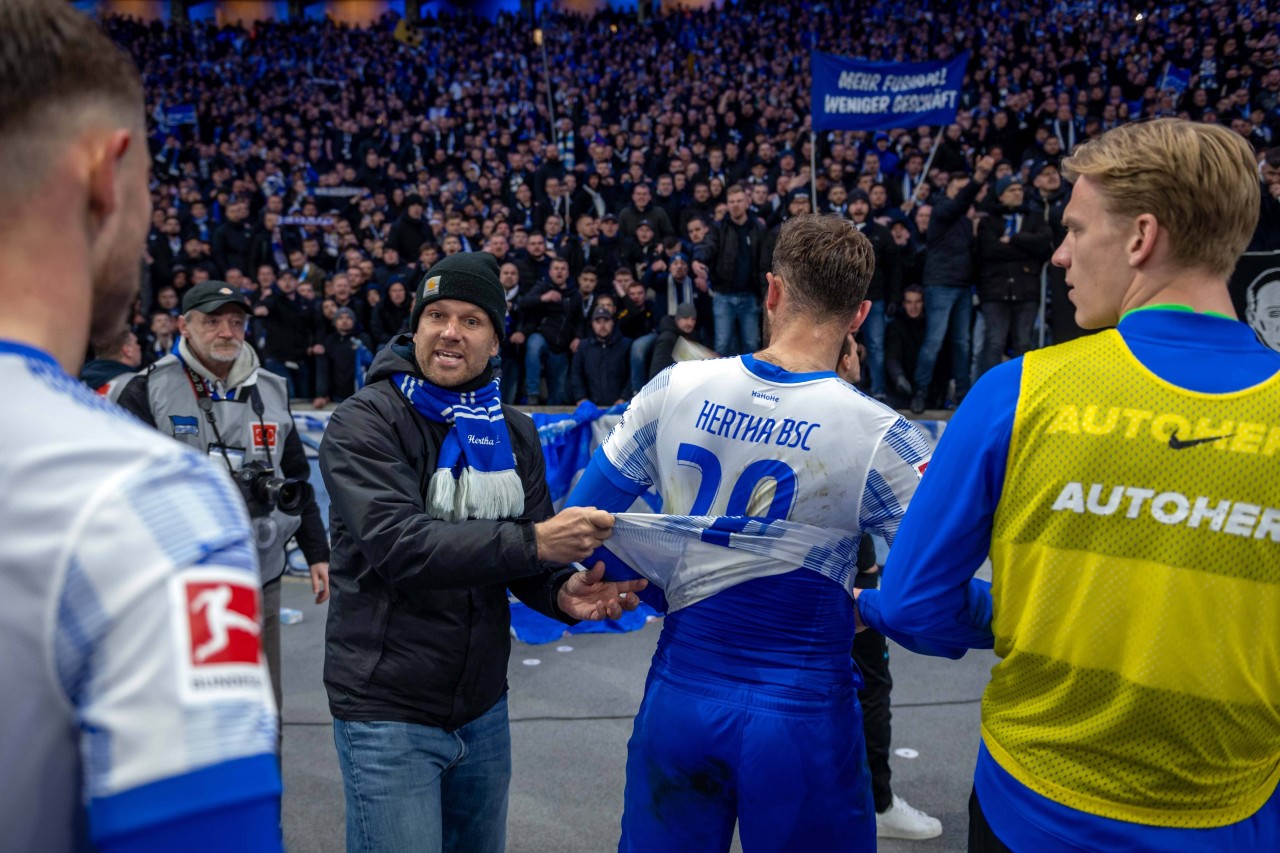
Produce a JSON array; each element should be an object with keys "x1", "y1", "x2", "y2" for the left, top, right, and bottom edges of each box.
[{"x1": 393, "y1": 371, "x2": 524, "y2": 521}]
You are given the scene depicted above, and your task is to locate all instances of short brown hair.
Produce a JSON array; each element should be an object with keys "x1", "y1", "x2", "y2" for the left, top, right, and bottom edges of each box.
[
  {"x1": 770, "y1": 214, "x2": 875, "y2": 321},
  {"x1": 0, "y1": 0, "x2": 143, "y2": 199},
  {"x1": 95, "y1": 327, "x2": 136, "y2": 361},
  {"x1": 1061, "y1": 119, "x2": 1259, "y2": 277}
]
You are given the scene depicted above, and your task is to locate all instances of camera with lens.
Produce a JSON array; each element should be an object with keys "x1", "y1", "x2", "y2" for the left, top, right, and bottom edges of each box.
[{"x1": 232, "y1": 461, "x2": 313, "y2": 518}]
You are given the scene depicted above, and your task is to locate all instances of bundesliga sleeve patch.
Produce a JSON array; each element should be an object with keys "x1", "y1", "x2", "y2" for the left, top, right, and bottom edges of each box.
[{"x1": 169, "y1": 569, "x2": 269, "y2": 703}]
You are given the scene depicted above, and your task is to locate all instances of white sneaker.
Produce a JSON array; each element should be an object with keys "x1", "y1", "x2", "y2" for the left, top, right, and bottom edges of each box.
[{"x1": 876, "y1": 794, "x2": 943, "y2": 840}]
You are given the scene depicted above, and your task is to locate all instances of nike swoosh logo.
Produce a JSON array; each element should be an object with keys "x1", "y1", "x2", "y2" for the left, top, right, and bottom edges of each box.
[{"x1": 1168, "y1": 432, "x2": 1233, "y2": 450}]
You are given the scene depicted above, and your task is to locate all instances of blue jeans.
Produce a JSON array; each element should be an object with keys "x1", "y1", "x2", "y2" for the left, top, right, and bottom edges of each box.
[
  {"x1": 862, "y1": 300, "x2": 887, "y2": 395},
  {"x1": 334, "y1": 695, "x2": 512, "y2": 853},
  {"x1": 500, "y1": 342, "x2": 525, "y2": 404},
  {"x1": 978, "y1": 300, "x2": 1039, "y2": 377},
  {"x1": 263, "y1": 357, "x2": 310, "y2": 398},
  {"x1": 630, "y1": 332, "x2": 657, "y2": 394},
  {"x1": 523, "y1": 332, "x2": 569, "y2": 404},
  {"x1": 913, "y1": 285, "x2": 973, "y2": 397},
  {"x1": 713, "y1": 292, "x2": 761, "y2": 356},
  {"x1": 970, "y1": 309, "x2": 986, "y2": 390}
]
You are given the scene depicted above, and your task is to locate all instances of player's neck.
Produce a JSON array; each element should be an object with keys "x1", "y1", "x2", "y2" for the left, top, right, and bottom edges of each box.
[
  {"x1": 1118, "y1": 266, "x2": 1235, "y2": 320},
  {"x1": 755, "y1": 324, "x2": 844, "y2": 375},
  {"x1": 0, "y1": 226, "x2": 92, "y2": 374}
]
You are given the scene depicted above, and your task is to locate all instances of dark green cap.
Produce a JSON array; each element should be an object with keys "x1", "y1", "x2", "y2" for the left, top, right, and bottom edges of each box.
[{"x1": 182, "y1": 280, "x2": 251, "y2": 314}]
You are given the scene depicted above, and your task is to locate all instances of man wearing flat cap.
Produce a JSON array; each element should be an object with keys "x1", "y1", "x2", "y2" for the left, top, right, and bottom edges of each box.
[
  {"x1": 319, "y1": 252, "x2": 646, "y2": 853},
  {"x1": 118, "y1": 280, "x2": 333, "y2": 731}
]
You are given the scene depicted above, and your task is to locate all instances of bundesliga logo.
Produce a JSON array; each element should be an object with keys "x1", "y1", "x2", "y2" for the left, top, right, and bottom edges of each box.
[
  {"x1": 186, "y1": 579, "x2": 260, "y2": 666},
  {"x1": 170, "y1": 569, "x2": 268, "y2": 703}
]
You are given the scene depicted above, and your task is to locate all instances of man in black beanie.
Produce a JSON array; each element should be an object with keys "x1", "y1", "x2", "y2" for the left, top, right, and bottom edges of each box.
[{"x1": 320, "y1": 251, "x2": 647, "y2": 853}]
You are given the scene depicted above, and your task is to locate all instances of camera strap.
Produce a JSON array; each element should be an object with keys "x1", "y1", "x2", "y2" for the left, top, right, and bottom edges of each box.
[
  {"x1": 247, "y1": 384, "x2": 277, "y2": 471},
  {"x1": 183, "y1": 363, "x2": 276, "y2": 474},
  {"x1": 184, "y1": 363, "x2": 235, "y2": 474}
]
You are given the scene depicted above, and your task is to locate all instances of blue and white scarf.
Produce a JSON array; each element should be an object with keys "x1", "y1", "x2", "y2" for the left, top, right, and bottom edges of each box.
[{"x1": 394, "y1": 372, "x2": 524, "y2": 522}]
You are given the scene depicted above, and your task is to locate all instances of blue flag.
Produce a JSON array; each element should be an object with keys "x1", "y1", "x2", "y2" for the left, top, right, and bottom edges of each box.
[
  {"x1": 163, "y1": 104, "x2": 198, "y2": 126},
  {"x1": 1160, "y1": 65, "x2": 1191, "y2": 96},
  {"x1": 811, "y1": 51, "x2": 969, "y2": 132}
]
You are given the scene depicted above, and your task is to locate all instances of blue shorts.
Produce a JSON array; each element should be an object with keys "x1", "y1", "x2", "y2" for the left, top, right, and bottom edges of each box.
[{"x1": 619, "y1": 668, "x2": 875, "y2": 853}]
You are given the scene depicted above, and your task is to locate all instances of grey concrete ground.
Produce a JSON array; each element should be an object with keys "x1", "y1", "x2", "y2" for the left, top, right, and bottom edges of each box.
[{"x1": 278, "y1": 577, "x2": 995, "y2": 853}]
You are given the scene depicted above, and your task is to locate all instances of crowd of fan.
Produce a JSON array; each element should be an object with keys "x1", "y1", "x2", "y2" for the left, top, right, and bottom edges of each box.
[{"x1": 109, "y1": 0, "x2": 1280, "y2": 411}]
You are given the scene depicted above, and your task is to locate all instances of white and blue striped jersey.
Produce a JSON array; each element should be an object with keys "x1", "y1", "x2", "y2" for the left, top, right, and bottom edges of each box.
[
  {"x1": 601, "y1": 355, "x2": 930, "y2": 545},
  {"x1": 0, "y1": 342, "x2": 280, "y2": 851},
  {"x1": 582, "y1": 354, "x2": 932, "y2": 690}
]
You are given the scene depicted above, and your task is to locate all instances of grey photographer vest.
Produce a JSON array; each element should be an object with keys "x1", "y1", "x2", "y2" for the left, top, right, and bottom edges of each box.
[{"x1": 144, "y1": 354, "x2": 301, "y2": 584}]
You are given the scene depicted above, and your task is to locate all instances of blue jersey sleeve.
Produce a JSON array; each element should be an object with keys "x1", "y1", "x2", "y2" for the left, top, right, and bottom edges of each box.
[
  {"x1": 92, "y1": 754, "x2": 281, "y2": 852},
  {"x1": 857, "y1": 360, "x2": 1020, "y2": 655}
]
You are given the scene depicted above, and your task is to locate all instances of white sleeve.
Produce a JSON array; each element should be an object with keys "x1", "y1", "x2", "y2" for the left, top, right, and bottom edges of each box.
[
  {"x1": 55, "y1": 450, "x2": 278, "y2": 803},
  {"x1": 858, "y1": 416, "x2": 932, "y2": 546},
  {"x1": 600, "y1": 364, "x2": 675, "y2": 489}
]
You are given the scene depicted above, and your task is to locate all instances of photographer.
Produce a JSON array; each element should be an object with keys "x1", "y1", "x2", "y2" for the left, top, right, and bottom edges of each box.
[{"x1": 118, "y1": 281, "x2": 331, "y2": 726}]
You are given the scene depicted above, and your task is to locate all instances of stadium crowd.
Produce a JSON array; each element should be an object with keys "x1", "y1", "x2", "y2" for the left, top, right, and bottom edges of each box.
[{"x1": 105, "y1": 0, "x2": 1280, "y2": 410}]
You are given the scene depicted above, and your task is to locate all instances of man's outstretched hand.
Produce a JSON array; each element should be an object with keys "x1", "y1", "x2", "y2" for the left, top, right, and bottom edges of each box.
[{"x1": 558, "y1": 562, "x2": 648, "y2": 621}]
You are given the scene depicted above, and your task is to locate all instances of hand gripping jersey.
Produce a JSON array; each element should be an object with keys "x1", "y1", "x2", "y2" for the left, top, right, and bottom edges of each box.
[{"x1": 0, "y1": 343, "x2": 280, "y2": 851}]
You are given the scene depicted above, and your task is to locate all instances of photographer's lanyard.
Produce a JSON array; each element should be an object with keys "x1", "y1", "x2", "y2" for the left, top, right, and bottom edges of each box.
[{"x1": 183, "y1": 363, "x2": 277, "y2": 473}]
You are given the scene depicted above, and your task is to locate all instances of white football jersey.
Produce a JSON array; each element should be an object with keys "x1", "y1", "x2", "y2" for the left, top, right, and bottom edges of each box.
[
  {"x1": 602, "y1": 355, "x2": 930, "y2": 543},
  {"x1": 0, "y1": 342, "x2": 277, "y2": 850}
]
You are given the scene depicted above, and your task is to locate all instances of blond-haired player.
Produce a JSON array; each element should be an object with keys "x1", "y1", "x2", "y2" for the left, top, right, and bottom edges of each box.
[{"x1": 861, "y1": 119, "x2": 1280, "y2": 851}]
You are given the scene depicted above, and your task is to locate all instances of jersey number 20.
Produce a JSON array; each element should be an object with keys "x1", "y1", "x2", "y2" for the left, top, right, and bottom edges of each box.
[{"x1": 676, "y1": 442, "x2": 797, "y2": 520}]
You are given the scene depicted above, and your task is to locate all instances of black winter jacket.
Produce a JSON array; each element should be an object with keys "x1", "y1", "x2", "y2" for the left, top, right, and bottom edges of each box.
[
  {"x1": 386, "y1": 215, "x2": 433, "y2": 262},
  {"x1": 518, "y1": 281, "x2": 581, "y2": 352},
  {"x1": 571, "y1": 329, "x2": 632, "y2": 404},
  {"x1": 321, "y1": 339, "x2": 575, "y2": 730},
  {"x1": 647, "y1": 315, "x2": 702, "y2": 380},
  {"x1": 853, "y1": 220, "x2": 903, "y2": 304},
  {"x1": 315, "y1": 331, "x2": 373, "y2": 401},
  {"x1": 976, "y1": 209, "x2": 1053, "y2": 303},
  {"x1": 885, "y1": 313, "x2": 927, "y2": 390},
  {"x1": 212, "y1": 220, "x2": 254, "y2": 277},
  {"x1": 257, "y1": 290, "x2": 320, "y2": 361},
  {"x1": 707, "y1": 216, "x2": 765, "y2": 295},
  {"x1": 922, "y1": 179, "x2": 984, "y2": 287}
]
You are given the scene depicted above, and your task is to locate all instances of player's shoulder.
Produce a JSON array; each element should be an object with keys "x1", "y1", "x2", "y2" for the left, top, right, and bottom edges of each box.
[
  {"x1": 4, "y1": 349, "x2": 179, "y2": 451},
  {"x1": 823, "y1": 377, "x2": 934, "y2": 462},
  {"x1": 658, "y1": 355, "x2": 758, "y2": 396},
  {"x1": 0, "y1": 348, "x2": 234, "y2": 510},
  {"x1": 829, "y1": 375, "x2": 917, "y2": 427}
]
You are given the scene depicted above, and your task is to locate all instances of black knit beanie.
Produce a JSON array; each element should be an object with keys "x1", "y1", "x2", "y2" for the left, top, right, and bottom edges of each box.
[{"x1": 410, "y1": 252, "x2": 507, "y2": 341}]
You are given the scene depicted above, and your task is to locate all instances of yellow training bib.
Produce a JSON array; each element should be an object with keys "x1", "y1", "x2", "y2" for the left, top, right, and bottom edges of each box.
[{"x1": 983, "y1": 329, "x2": 1280, "y2": 827}]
